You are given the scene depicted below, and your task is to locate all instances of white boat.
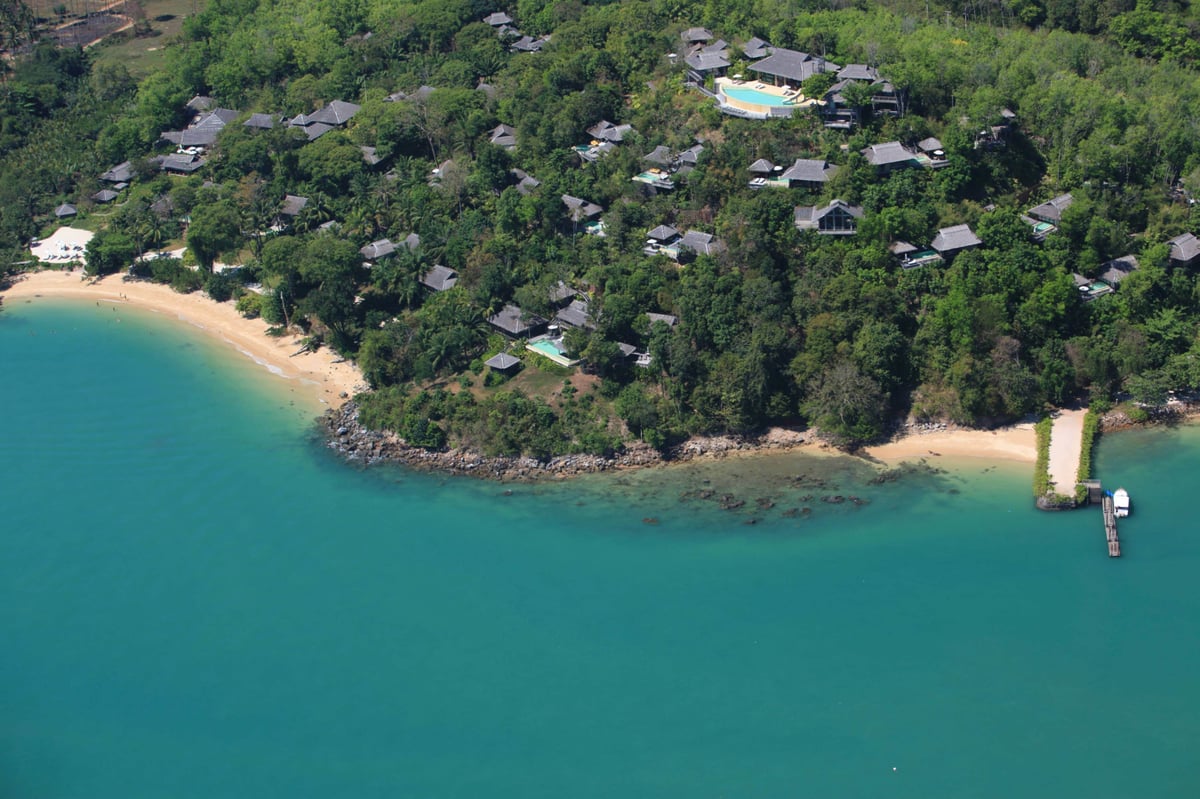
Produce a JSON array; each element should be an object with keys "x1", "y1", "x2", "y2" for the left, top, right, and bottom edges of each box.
[{"x1": 1113, "y1": 488, "x2": 1131, "y2": 518}]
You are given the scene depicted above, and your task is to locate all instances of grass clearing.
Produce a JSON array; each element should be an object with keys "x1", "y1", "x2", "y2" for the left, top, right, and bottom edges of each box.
[{"x1": 89, "y1": 0, "x2": 205, "y2": 77}]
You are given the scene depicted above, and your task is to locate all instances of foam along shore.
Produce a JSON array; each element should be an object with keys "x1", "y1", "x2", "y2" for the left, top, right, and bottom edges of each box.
[
  {"x1": 2, "y1": 269, "x2": 366, "y2": 409},
  {"x1": 864, "y1": 423, "x2": 1038, "y2": 464}
]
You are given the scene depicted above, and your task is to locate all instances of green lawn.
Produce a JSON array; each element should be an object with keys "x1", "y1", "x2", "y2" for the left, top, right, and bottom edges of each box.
[{"x1": 89, "y1": 0, "x2": 207, "y2": 78}]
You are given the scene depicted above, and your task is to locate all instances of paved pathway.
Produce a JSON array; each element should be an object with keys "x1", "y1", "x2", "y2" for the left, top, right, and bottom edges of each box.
[{"x1": 1047, "y1": 408, "x2": 1086, "y2": 495}]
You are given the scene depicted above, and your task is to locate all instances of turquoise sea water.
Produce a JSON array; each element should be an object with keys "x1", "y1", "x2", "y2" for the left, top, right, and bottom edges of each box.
[{"x1": 4, "y1": 298, "x2": 1200, "y2": 797}]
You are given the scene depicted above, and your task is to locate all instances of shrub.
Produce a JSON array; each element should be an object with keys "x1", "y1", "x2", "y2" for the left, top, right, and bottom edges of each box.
[{"x1": 1033, "y1": 415, "x2": 1052, "y2": 498}]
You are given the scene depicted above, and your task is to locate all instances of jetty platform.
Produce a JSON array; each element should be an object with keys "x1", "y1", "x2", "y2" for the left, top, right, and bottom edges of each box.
[{"x1": 1102, "y1": 492, "x2": 1121, "y2": 557}]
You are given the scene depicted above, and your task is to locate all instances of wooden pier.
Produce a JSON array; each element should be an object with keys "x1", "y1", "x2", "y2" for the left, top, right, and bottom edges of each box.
[{"x1": 1102, "y1": 493, "x2": 1121, "y2": 557}]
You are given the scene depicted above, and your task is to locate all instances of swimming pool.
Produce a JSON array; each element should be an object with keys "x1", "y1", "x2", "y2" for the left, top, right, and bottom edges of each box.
[
  {"x1": 527, "y1": 338, "x2": 580, "y2": 367},
  {"x1": 720, "y1": 85, "x2": 792, "y2": 107}
]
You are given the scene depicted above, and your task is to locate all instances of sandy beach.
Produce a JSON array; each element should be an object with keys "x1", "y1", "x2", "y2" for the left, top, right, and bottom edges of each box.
[
  {"x1": 2, "y1": 269, "x2": 366, "y2": 409},
  {"x1": 865, "y1": 423, "x2": 1037, "y2": 463}
]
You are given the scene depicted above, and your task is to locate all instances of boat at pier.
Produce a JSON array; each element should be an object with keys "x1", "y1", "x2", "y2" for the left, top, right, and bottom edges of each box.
[{"x1": 1113, "y1": 488, "x2": 1131, "y2": 518}]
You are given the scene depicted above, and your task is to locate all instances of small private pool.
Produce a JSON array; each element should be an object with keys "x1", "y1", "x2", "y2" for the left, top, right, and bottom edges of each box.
[{"x1": 527, "y1": 337, "x2": 581, "y2": 367}]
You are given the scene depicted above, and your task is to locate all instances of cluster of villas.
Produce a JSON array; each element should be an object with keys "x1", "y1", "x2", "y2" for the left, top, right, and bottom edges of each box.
[
  {"x1": 675, "y1": 27, "x2": 900, "y2": 127},
  {"x1": 482, "y1": 10, "x2": 550, "y2": 53},
  {"x1": 1020, "y1": 192, "x2": 1200, "y2": 300}
]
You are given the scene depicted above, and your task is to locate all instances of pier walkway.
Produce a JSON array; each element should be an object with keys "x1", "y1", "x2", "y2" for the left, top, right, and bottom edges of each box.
[
  {"x1": 1047, "y1": 408, "x2": 1086, "y2": 496},
  {"x1": 1102, "y1": 493, "x2": 1121, "y2": 557}
]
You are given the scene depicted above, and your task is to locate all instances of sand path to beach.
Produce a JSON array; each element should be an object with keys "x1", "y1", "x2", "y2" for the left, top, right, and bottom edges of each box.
[{"x1": 2, "y1": 269, "x2": 367, "y2": 409}]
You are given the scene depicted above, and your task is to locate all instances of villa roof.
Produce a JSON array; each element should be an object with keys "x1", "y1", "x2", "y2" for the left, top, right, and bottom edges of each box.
[
  {"x1": 646, "y1": 312, "x2": 678, "y2": 328},
  {"x1": 489, "y1": 303, "x2": 547, "y2": 336},
  {"x1": 279, "y1": 194, "x2": 308, "y2": 217},
  {"x1": 300, "y1": 122, "x2": 335, "y2": 141},
  {"x1": 680, "y1": 230, "x2": 726, "y2": 255},
  {"x1": 917, "y1": 137, "x2": 944, "y2": 153},
  {"x1": 100, "y1": 161, "x2": 133, "y2": 183},
  {"x1": 748, "y1": 158, "x2": 776, "y2": 174},
  {"x1": 556, "y1": 298, "x2": 596, "y2": 329},
  {"x1": 54, "y1": 202, "x2": 76, "y2": 218},
  {"x1": 485, "y1": 352, "x2": 521, "y2": 370},
  {"x1": 489, "y1": 123, "x2": 517, "y2": 149},
  {"x1": 837, "y1": 63, "x2": 879, "y2": 81},
  {"x1": 780, "y1": 158, "x2": 838, "y2": 184},
  {"x1": 861, "y1": 141, "x2": 918, "y2": 167},
  {"x1": 685, "y1": 50, "x2": 730, "y2": 72},
  {"x1": 308, "y1": 100, "x2": 360, "y2": 126},
  {"x1": 548, "y1": 281, "x2": 576, "y2": 304},
  {"x1": 647, "y1": 224, "x2": 680, "y2": 242},
  {"x1": 420, "y1": 264, "x2": 459, "y2": 292},
  {"x1": 1099, "y1": 255, "x2": 1138, "y2": 284},
  {"x1": 644, "y1": 145, "x2": 674, "y2": 166},
  {"x1": 742, "y1": 37, "x2": 772, "y2": 59},
  {"x1": 681, "y1": 26, "x2": 713, "y2": 42},
  {"x1": 562, "y1": 194, "x2": 603, "y2": 221},
  {"x1": 889, "y1": 240, "x2": 918, "y2": 255},
  {"x1": 511, "y1": 35, "x2": 548, "y2": 52},
  {"x1": 702, "y1": 38, "x2": 728, "y2": 53},
  {"x1": 402, "y1": 232, "x2": 421, "y2": 251},
  {"x1": 483, "y1": 11, "x2": 512, "y2": 26},
  {"x1": 1167, "y1": 232, "x2": 1200, "y2": 265},
  {"x1": 931, "y1": 224, "x2": 982, "y2": 254},
  {"x1": 91, "y1": 189, "x2": 119, "y2": 203},
  {"x1": 360, "y1": 238, "x2": 395, "y2": 260},
  {"x1": 159, "y1": 153, "x2": 206, "y2": 173},
  {"x1": 794, "y1": 199, "x2": 863, "y2": 232},
  {"x1": 186, "y1": 95, "x2": 214, "y2": 112},
  {"x1": 360, "y1": 146, "x2": 383, "y2": 166},
  {"x1": 1028, "y1": 193, "x2": 1074, "y2": 223},
  {"x1": 243, "y1": 112, "x2": 278, "y2": 129},
  {"x1": 587, "y1": 120, "x2": 634, "y2": 143},
  {"x1": 512, "y1": 168, "x2": 541, "y2": 194},
  {"x1": 678, "y1": 144, "x2": 704, "y2": 165},
  {"x1": 749, "y1": 47, "x2": 835, "y2": 82}
]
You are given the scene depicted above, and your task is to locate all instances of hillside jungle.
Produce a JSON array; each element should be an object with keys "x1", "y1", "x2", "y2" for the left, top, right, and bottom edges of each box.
[{"x1": 2, "y1": 0, "x2": 1200, "y2": 456}]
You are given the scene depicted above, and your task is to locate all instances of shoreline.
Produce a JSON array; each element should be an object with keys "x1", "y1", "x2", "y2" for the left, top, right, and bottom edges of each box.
[
  {"x1": 1, "y1": 269, "x2": 367, "y2": 411},
  {"x1": 323, "y1": 401, "x2": 1040, "y2": 482}
]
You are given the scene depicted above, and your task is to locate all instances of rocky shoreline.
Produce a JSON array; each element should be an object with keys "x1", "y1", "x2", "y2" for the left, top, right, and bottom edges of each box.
[{"x1": 321, "y1": 401, "x2": 824, "y2": 481}]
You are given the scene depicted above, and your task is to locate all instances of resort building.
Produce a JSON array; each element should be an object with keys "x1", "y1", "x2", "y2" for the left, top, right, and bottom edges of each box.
[
  {"x1": 931, "y1": 224, "x2": 983, "y2": 258},
  {"x1": 99, "y1": 161, "x2": 133, "y2": 185},
  {"x1": 587, "y1": 120, "x2": 634, "y2": 143},
  {"x1": 890, "y1": 241, "x2": 944, "y2": 269},
  {"x1": 1167, "y1": 232, "x2": 1200, "y2": 268},
  {"x1": 489, "y1": 303, "x2": 548, "y2": 338},
  {"x1": 488, "y1": 124, "x2": 517, "y2": 150},
  {"x1": 681, "y1": 27, "x2": 713, "y2": 43},
  {"x1": 420, "y1": 265, "x2": 459, "y2": 293},
  {"x1": 360, "y1": 238, "x2": 396, "y2": 262},
  {"x1": 1025, "y1": 193, "x2": 1073, "y2": 241},
  {"x1": 644, "y1": 224, "x2": 682, "y2": 257},
  {"x1": 779, "y1": 158, "x2": 839, "y2": 189},
  {"x1": 741, "y1": 37, "x2": 772, "y2": 59},
  {"x1": 861, "y1": 141, "x2": 921, "y2": 173},
  {"x1": 679, "y1": 230, "x2": 726, "y2": 257},
  {"x1": 556, "y1": 298, "x2": 597, "y2": 330},
  {"x1": 484, "y1": 352, "x2": 522, "y2": 374},
  {"x1": 562, "y1": 194, "x2": 603, "y2": 223},
  {"x1": 91, "y1": 189, "x2": 119, "y2": 204},
  {"x1": 1073, "y1": 255, "x2": 1138, "y2": 301},
  {"x1": 747, "y1": 47, "x2": 838, "y2": 88},
  {"x1": 54, "y1": 203, "x2": 76, "y2": 219},
  {"x1": 794, "y1": 200, "x2": 863, "y2": 235},
  {"x1": 512, "y1": 168, "x2": 541, "y2": 195},
  {"x1": 243, "y1": 112, "x2": 279, "y2": 130}
]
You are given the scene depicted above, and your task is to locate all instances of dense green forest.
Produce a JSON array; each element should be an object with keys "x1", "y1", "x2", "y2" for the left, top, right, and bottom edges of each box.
[{"x1": 3, "y1": 0, "x2": 1200, "y2": 454}]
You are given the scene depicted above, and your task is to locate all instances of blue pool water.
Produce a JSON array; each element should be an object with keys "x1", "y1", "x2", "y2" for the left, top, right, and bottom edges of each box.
[{"x1": 721, "y1": 85, "x2": 793, "y2": 107}]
